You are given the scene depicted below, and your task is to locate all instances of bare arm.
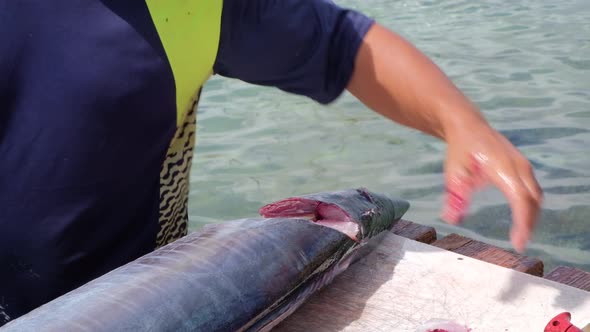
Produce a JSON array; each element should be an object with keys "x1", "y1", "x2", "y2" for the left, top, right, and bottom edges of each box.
[{"x1": 347, "y1": 24, "x2": 543, "y2": 252}]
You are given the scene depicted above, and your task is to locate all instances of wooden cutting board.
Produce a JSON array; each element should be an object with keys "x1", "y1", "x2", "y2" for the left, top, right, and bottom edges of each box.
[{"x1": 276, "y1": 233, "x2": 590, "y2": 331}]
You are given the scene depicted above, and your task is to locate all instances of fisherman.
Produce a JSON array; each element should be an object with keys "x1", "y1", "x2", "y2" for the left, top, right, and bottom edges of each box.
[{"x1": 0, "y1": 0, "x2": 542, "y2": 325}]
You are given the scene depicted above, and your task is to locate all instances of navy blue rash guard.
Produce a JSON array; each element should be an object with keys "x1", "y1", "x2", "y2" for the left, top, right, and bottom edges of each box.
[{"x1": 0, "y1": 0, "x2": 374, "y2": 323}]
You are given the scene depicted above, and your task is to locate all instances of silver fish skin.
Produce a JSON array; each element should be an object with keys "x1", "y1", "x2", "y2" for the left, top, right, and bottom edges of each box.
[{"x1": 2, "y1": 188, "x2": 409, "y2": 332}]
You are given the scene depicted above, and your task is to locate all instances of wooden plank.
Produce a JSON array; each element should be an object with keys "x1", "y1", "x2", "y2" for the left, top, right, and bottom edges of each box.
[
  {"x1": 275, "y1": 233, "x2": 590, "y2": 332},
  {"x1": 390, "y1": 219, "x2": 437, "y2": 244},
  {"x1": 432, "y1": 233, "x2": 544, "y2": 276},
  {"x1": 546, "y1": 266, "x2": 590, "y2": 292}
]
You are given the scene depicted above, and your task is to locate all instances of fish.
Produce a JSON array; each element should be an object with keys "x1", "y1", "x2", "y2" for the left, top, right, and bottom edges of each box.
[{"x1": 2, "y1": 188, "x2": 409, "y2": 332}]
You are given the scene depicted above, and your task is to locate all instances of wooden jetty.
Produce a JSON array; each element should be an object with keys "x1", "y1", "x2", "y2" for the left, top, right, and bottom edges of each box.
[{"x1": 276, "y1": 220, "x2": 590, "y2": 331}]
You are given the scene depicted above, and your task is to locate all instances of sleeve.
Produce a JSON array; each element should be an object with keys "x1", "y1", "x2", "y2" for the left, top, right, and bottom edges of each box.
[{"x1": 213, "y1": 0, "x2": 375, "y2": 104}]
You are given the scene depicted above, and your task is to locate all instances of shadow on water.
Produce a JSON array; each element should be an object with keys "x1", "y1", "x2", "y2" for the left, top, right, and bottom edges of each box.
[
  {"x1": 530, "y1": 160, "x2": 581, "y2": 179},
  {"x1": 473, "y1": 205, "x2": 590, "y2": 248},
  {"x1": 456, "y1": 204, "x2": 590, "y2": 271},
  {"x1": 499, "y1": 127, "x2": 589, "y2": 147},
  {"x1": 400, "y1": 156, "x2": 582, "y2": 181}
]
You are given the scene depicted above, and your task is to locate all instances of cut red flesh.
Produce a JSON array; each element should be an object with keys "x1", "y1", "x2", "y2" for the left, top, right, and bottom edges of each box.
[
  {"x1": 259, "y1": 198, "x2": 319, "y2": 219},
  {"x1": 259, "y1": 198, "x2": 359, "y2": 241}
]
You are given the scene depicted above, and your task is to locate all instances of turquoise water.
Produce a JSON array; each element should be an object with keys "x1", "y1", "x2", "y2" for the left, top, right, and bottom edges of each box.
[{"x1": 191, "y1": 0, "x2": 590, "y2": 272}]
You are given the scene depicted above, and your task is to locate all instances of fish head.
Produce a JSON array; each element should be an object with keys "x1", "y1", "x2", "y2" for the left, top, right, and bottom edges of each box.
[{"x1": 259, "y1": 188, "x2": 410, "y2": 243}]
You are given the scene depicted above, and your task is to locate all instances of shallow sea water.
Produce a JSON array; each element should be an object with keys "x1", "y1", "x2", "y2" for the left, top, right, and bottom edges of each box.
[{"x1": 191, "y1": 0, "x2": 590, "y2": 272}]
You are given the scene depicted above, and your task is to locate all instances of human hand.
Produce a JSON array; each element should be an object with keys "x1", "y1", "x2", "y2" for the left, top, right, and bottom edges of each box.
[
  {"x1": 345, "y1": 23, "x2": 543, "y2": 252},
  {"x1": 442, "y1": 124, "x2": 543, "y2": 253}
]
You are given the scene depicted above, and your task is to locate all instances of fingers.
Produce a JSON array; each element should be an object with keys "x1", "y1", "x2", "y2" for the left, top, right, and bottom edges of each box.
[
  {"x1": 442, "y1": 155, "x2": 486, "y2": 225},
  {"x1": 511, "y1": 157, "x2": 543, "y2": 252},
  {"x1": 442, "y1": 177, "x2": 472, "y2": 225},
  {"x1": 485, "y1": 153, "x2": 542, "y2": 253},
  {"x1": 514, "y1": 154, "x2": 544, "y2": 206},
  {"x1": 440, "y1": 129, "x2": 542, "y2": 253},
  {"x1": 443, "y1": 144, "x2": 542, "y2": 253},
  {"x1": 506, "y1": 183, "x2": 540, "y2": 253}
]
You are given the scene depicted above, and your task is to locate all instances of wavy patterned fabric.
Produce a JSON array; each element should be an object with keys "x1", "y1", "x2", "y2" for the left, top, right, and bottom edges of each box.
[{"x1": 156, "y1": 90, "x2": 201, "y2": 247}]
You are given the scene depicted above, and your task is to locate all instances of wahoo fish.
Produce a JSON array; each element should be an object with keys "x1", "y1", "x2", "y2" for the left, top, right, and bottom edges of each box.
[{"x1": 2, "y1": 188, "x2": 409, "y2": 332}]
